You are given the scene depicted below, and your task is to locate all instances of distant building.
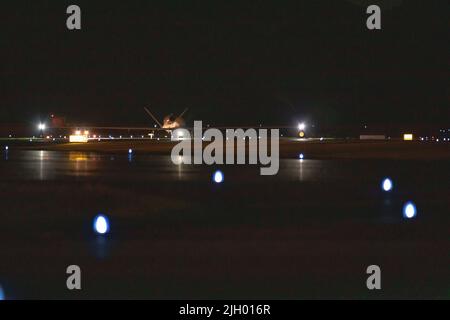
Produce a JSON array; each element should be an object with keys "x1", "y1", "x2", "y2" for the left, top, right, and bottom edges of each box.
[{"x1": 359, "y1": 134, "x2": 386, "y2": 140}]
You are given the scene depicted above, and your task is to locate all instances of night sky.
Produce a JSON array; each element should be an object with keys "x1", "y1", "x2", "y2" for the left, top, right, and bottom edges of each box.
[{"x1": 0, "y1": 1, "x2": 448, "y2": 128}]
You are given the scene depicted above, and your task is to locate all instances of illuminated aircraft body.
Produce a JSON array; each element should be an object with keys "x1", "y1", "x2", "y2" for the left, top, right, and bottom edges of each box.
[
  {"x1": 144, "y1": 107, "x2": 188, "y2": 130},
  {"x1": 38, "y1": 107, "x2": 306, "y2": 141},
  {"x1": 44, "y1": 107, "x2": 189, "y2": 133}
]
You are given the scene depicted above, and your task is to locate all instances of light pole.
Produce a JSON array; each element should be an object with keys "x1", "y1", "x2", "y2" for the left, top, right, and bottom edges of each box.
[
  {"x1": 38, "y1": 123, "x2": 46, "y2": 137},
  {"x1": 298, "y1": 122, "x2": 306, "y2": 138}
]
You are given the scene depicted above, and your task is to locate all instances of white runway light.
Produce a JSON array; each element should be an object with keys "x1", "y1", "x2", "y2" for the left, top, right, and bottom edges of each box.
[
  {"x1": 128, "y1": 148, "x2": 133, "y2": 154},
  {"x1": 5, "y1": 146, "x2": 8, "y2": 151},
  {"x1": 93, "y1": 214, "x2": 110, "y2": 235},
  {"x1": 299, "y1": 153, "x2": 304, "y2": 160},
  {"x1": 213, "y1": 170, "x2": 224, "y2": 183},
  {"x1": 382, "y1": 178, "x2": 393, "y2": 192},
  {"x1": 403, "y1": 202, "x2": 417, "y2": 219}
]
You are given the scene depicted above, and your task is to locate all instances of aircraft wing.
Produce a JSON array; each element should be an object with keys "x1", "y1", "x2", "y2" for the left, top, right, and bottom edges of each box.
[
  {"x1": 56, "y1": 126, "x2": 169, "y2": 131},
  {"x1": 56, "y1": 125, "x2": 298, "y2": 130},
  {"x1": 179, "y1": 125, "x2": 298, "y2": 130}
]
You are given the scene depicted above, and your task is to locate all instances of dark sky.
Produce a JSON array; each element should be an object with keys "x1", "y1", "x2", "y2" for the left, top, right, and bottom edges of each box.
[{"x1": 0, "y1": 1, "x2": 448, "y2": 128}]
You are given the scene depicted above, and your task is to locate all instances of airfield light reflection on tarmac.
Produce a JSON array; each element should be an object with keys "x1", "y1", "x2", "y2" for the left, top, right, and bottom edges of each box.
[
  {"x1": 1, "y1": 148, "x2": 432, "y2": 294},
  {"x1": 93, "y1": 214, "x2": 110, "y2": 235},
  {"x1": 128, "y1": 149, "x2": 134, "y2": 162}
]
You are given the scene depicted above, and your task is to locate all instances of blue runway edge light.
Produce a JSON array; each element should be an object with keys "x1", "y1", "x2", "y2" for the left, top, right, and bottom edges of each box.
[
  {"x1": 403, "y1": 201, "x2": 417, "y2": 219},
  {"x1": 381, "y1": 178, "x2": 393, "y2": 192},
  {"x1": 93, "y1": 214, "x2": 110, "y2": 235},
  {"x1": 213, "y1": 170, "x2": 224, "y2": 183}
]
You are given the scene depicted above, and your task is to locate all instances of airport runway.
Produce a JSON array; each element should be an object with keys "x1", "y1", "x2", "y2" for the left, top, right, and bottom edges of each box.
[
  {"x1": 0, "y1": 150, "x2": 449, "y2": 298},
  {"x1": 3, "y1": 138, "x2": 450, "y2": 160}
]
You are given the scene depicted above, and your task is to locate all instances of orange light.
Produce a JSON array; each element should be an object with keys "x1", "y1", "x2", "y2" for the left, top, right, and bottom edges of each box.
[
  {"x1": 403, "y1": 134, "x2": 413, "y2": 141},
  {"x1": 69, "y1": 135, "x2": 88, "y2": 143},
  {"x1": 69, "y1": 152, "x2": 87, "y2": 161}
]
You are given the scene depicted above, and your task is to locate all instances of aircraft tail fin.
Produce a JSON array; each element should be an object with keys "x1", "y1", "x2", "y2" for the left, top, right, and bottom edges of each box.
[
  {"x1": 144, "y1": 107, "x2": 163, "y2": 128},
  {"x1": 177, "y1": 108, "x2": 189, "y2": 119}
]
